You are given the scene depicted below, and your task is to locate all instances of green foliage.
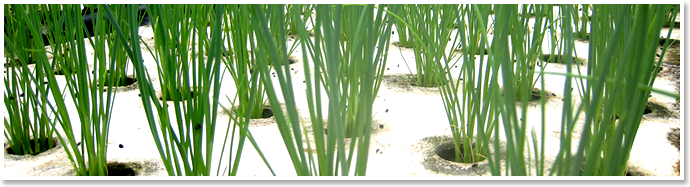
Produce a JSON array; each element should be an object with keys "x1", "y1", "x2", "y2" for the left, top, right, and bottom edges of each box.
[
  {"x1": 5, "y1": 4, "x2": 679, "y2": 177},
  {"x1": 9, "y1": 4, "x2": 132, "y2": 176},
  {"x1": 3, "y1": 4, "x2": 55, "y2": 155},
  {"x1": 485, "y1": 4, "x2": 680, "y2": 176},
  {"x1": 250, "y1": 4, "x2": 396, "y2": 176}
]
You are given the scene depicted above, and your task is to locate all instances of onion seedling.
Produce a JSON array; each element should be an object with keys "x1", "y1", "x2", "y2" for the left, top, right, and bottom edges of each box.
[
  {"x1": 391, "y1": 5, "x2": 414, "y2": 48},
  {"x1": 3, "y1": 5, "x2": 55, "y2": 155},
  {"x1": 250, "y1": 4, "x2": 397, "y2": 175},
  {"x1": 572, "y1": 4, "x2": 590, "y2": 40},
  {"x1": 221, "y1": 5, "x2": 269, "y2": 119},
  {"x1": 217, "y1": 4, "x2": 275, "y2": 176},
  {"x1": 111, "y1": 4, "x2": 270, "y2": 176},
  {"x1": 15, "y1": 4, "x2": 130, "y2": 176},
  {"x1": 439, "y1": 4, "x2": 498, "y2": 165},
  {"x1": 127, "y1": 4, "x2": 225, "y2": 176},
  {"x1": 484, "y1": 4, "x2": 680, "y2": 176},
  {"x1": 557, "y1": 4, "x2": 679, "y2": 176},
  {"x1": 100, "y1": 4, "x2": 137, "y2": 88},
  {"x1": 405, "y1": 5, "x2": 459, "y2": 87}
]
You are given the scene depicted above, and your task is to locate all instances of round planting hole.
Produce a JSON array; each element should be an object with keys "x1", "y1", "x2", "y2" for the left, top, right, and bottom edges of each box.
[
  {"x1": 659, "y1": 38, "x2": 681, "y2": 47},
  {"x1": 420, "y1": 136, "x2": 494, "y2": 176},
  {"x1": 5, "y1": 137, "x2": 58, "y2": 156},
  {"x1": 103, "y1": 76, "x2": 137, "y2": 87},
  {"x1": 105, "y1": 162, "x2": 138, "y2": 176},
  {"x1": 435, "y1": 142, "x2": 485, "y2": 163},
  {"x1": 642, "y1": 101, "x2": 674, "y2": 118},
  {"x1": 289, "y1": 56, "x2": 298, "y2": 64},
  {"x1": 85, "y1": 162, "x2": 141, "y2": 176},
  {"x1": 261, "y1": 107, "x2": 274, "y2": 118},
  {"x1": 643, "y1": 105, "x2": 653, "y2": 115}
]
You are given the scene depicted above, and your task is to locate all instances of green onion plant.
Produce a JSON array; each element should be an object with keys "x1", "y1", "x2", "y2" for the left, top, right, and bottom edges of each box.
[
  {"x1": 4, "y1": 5, "x2": 38, "y2": 67},
  {"x1": 112, "y1": 4, "x2": 270, "y2": 176},
  {"x1": 555, "y1": 4, "x2": 679, "y2": 176},
  {"x1": 405, "y1": 5, "x2": 458, "y2": 87},
  {"x1": 222, "y1": 5, "x2": 270, "y2": 119},
  {"x1": 573, "y1": 4, "x2": 590, "y2": 40},
  {"x1": 484, "y1": 4, "x2": 680, "y2": 176},
  {"x1": 391, "y1": 5, "x2": 414, "y2": 48},
  {"x1": 249, "y1": 4, "x2": 397, "y2": 175},
  {"x1": 217, "y1": 4, "x2": 275, "y2": 176},
  {"x1": 3, "y1": 5, "x2": 55, "y2": 156},
  {"x1": 100, "y1": 4, "x2": 137, "y2": 87},
  {"x1": 14, "y1": 4, "x2": 128, "y2": 175},
  {"x1": 438, "y1": 4, "x2": 498, "y2": 164},
  {"x1": 491, "y1": 4, "x2": 553, "y2": 175},
  {"x1": 122, "y1": 4, "x2": 224, "y2": 175},
  {"x1": 286, "y1": 4, "x2": 313, "y2": 36},
  {"x1": 508, "y1": 4, "x2": 552, "y2": 102},
  {"x1": 487, "y1": 4, "x2": 548, "y2": 176}
]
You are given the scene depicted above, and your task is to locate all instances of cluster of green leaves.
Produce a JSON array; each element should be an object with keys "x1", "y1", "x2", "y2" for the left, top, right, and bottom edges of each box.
[
  {"x1": 568, "y1": 4, "x2": 591, "y2": 40},
  {"x1": 116, "y1": 4, "x2": 228, "y2": 176},
  {"x1": 249, "y1": 4, "x2": 397, "y2": 175},
  {"x1": 4, "y1": 5, "x2": 55, "y2": 156},
  {"x1": 5, "y1": 3, "x2": 679, "y2": 177},
  {"x1": 484, "y1": 4, "x2": 680, "y2": 176},
  {"x1": 391, "y1": 5, "x2": 414, "y2": 48},
  {"x1": 4, "y1": 4, "x2": 141, "y2": 176},
  {"x1": 440, "y1": 4, "x2": 497, "y2": 164},
  {"x1": 218, "y1": 4, "x2": 274, "y2": 176},
  {"x1": 553, "y1": 4, "x2": 679, "y2": 176},
  {"x1": 426, "y1": 4, "x2": 679, "y2": 176},
  {"x1": 396, "y1": 4, "x2": 459, "y2": 87}
]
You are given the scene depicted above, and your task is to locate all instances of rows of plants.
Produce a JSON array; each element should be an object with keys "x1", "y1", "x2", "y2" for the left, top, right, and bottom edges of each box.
[{"x1": 3, "y1": 4, "x2": 680, "y2": 176}]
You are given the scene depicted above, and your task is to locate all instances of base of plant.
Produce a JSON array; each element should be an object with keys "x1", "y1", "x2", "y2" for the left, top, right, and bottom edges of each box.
[
  {"x1": 4, "y1": 56, "x2": 36, "y2": 68},
  {"x1": 500, "y1": 88, "x2": 555, "y2": 103},
  {"x1": 102, "y1": 76, "x2": 137, "y2": 87},
  {"x1": 53, "y1": 67, "x2": 76, "y2": 75},
  {"x1": 259, "y1": 106, "x2": 273, "y2": 118},
  {"x1": 454, "y1": 47, "x2": 489, "y2": 55},
  {"x1": 540, "y1": 54, "x2": 587, "y2": 66},
  {"x1": 572, "y1": 32, "x2": 590, "y2": 41},
  {"x1": 391, "y1": 41, "x2": 414, "y2": 48},
  {"x1": 157, "y1": 88, "x2": 196, "y2": 101},
  {"x1": 435, "y1": 141, "x2": 486, "y2": 163},
  {"x1": 4, "y1": 137, "x2": 59, "y2": 156}
]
